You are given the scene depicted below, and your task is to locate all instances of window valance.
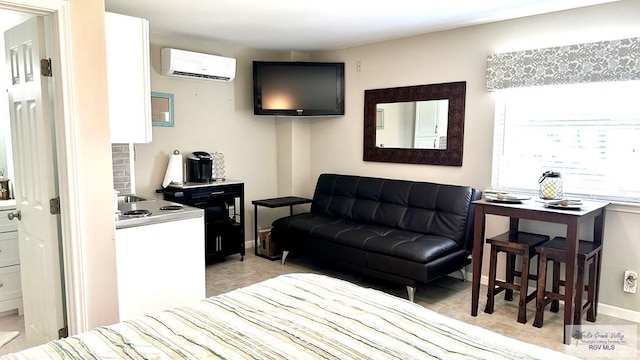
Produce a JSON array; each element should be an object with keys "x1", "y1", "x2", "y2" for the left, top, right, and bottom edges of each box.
[{"x1": 486, "y1": 37, "x2": 640, "y2": 91}]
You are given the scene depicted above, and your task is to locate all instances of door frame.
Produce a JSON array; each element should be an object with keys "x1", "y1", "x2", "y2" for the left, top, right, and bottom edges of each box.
[{"x1": 1, "y1": 0, "x2": 86, "y2": 335}]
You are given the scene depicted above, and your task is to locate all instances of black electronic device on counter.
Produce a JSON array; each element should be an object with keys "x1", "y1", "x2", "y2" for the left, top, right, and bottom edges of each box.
[{"x1": 186, "y1": 151, "x2": 213, "y2": 182}]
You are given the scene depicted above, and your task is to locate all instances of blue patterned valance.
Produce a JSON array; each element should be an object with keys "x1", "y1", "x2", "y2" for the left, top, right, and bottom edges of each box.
[{"x1": 486, "y1": 37, "x2": 640, "y2": 90}]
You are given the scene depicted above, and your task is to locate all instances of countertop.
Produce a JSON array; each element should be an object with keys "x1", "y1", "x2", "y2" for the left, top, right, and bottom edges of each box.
[
  {"x1": 0, "y1": 199, "x2": 17, "y2": 211},
  {"x1": 2, "y1": 197, "x2": 201, "y2": 229},
  {"x1": 116, "y1": 197, "x2": 203, "y2": 230},
  {"x1": 164, "y1": 179, "x2": 243, "y2": 189}
]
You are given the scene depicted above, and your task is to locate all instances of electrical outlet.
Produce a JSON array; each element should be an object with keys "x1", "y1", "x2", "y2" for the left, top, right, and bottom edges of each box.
[{"x1": 623, "y1": 270, "x2": 638, "y2": 293}]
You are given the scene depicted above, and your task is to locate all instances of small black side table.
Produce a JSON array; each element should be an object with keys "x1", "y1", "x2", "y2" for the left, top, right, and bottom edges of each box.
[{"x1": 252, "y1": 196, "x2": 312, "y2": 259}]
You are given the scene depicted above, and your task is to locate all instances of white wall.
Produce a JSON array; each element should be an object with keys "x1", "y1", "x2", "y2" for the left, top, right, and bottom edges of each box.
[
  {"x1": 66, "y1": 0, "x2": 120, "y2": 329},
  {"x1": 376, "y1": 102, "x2": 415, "y2": 148},
  {"x1": 134, "y1": 35, "x2": 302, "y2": 236},
  {"x1": 312, "y1": 0, "x2": 640, "y2": 314}
]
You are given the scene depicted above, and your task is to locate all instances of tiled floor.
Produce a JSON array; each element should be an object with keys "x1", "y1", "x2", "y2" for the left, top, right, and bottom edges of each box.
[
  {"x1": 0, "y1": 310, "x2": 24, "y2": 356},
  {"x1": 1, "y1": 251, "x2": 638, "y2": 358}
]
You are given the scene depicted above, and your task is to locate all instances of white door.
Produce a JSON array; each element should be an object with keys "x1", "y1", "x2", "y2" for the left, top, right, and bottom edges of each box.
[{"x1": 4, "y1": 16, "x2": 65, "y2": 347}]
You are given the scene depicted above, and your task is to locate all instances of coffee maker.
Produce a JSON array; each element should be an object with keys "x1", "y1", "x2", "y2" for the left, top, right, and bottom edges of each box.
[{"x1": 186, "y1": 151, "x2": 213, "y2": 182}]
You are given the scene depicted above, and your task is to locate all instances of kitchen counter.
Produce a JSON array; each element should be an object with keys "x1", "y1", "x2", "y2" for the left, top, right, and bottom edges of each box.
[
  {"x1": 115, "y1": 197, "x2": 205, "y2": 321},
  {"x1": 115, "y1": 197, "x2": 203, "y2": 229},
  {"x1": 3, "y1": 197, "x2": 200, "y2": 229}
]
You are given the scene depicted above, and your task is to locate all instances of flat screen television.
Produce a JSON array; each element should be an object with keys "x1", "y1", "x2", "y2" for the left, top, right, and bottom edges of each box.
[{"x1": 253, "y1": 61, "x2": 345, "y2": 116}]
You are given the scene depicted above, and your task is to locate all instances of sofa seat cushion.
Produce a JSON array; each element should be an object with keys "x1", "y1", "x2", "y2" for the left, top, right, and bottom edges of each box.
[
  {"x1": 362, "y1": 231, "x2": 460, "y2": 263},
  {"x1": 311, "y1": 222, "x2": 389, "y2": 248},
  {"x1": 275, "y1": 213, "x2": 460, "y2": 264},
  {"x1": 272, "y1": 213, "x2": 337, "y2": 233}
]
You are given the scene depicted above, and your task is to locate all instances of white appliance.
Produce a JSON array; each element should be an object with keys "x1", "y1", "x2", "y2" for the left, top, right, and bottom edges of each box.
[{"x1": 161, "y1": 48, "x2": 236, "y2": 82}]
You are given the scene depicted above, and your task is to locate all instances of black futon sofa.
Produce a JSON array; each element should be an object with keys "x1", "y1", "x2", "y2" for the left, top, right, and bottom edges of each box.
[{"x1": 271, "y1": 173, "x2": 482, "y2": 301}]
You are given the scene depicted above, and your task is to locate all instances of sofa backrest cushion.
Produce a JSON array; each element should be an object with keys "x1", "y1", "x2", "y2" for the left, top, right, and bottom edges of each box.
[{"x1": 310, "y1": 174, "x2": 475, "y2": 247}]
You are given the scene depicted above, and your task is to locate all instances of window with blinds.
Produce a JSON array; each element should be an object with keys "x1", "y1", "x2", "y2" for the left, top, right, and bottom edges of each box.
[{"x1": 491, "y1": 81, "x2": 640, "y2": 203}]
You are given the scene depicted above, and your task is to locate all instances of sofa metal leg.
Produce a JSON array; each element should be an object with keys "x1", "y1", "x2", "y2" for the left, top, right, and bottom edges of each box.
[
  {"x1": 281, "y1": 250, "x2": 289, "y2": 265},
  {"x1": 460, "y1": 267, "x2": 466, "y2": 282},
  {"x1": 406, "y1": 286, "x2": 416, "y2": 302}
]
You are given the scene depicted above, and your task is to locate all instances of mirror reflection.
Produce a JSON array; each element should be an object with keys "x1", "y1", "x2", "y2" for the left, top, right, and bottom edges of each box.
[
  {"x1": 376, "y1": 100, "x2": 448, "y2": 149},
  {"x1": 363, "y1": 81, "x2": 466, "y2": 166},
  {"x1": 151, "y1": 92, "x2": 174, "y2": 127},
  {"x1": 0, "y1": 116, "x2": 14, "y2": 200}
]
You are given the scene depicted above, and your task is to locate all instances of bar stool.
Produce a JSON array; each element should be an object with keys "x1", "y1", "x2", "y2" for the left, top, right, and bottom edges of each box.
[
  {"x1": 533, "y1": 236, "x2": 602, "y2": 328},
  {"x1": 484, "y1": 231, "x2": 550, "y2": 324}
]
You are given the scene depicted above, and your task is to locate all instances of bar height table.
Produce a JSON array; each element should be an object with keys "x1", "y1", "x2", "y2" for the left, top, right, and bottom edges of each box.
[
  {"x1": 470, "y1": 198, "x2": 609, "y2": 344},
  {"x1": 252, "y1": 196, "x2": 312, "y2": 259}
]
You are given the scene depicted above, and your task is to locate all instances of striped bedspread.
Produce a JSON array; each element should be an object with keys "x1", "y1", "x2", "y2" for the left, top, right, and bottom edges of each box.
[{"x1": 2, "y1": 273, "x2": 577, "y2": 359}]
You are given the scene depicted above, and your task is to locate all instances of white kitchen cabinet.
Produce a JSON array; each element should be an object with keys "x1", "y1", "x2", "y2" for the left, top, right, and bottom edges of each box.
[
  {"x1": 414, "y1": 100, "x2": 448, "y2": 149},
  {"x1": 0, "y1": 204, "x2": 23, "y2": 315},
  {"x1": 106, "y1": 12, "x2": 152, "y2": 144},
  {"x1": 115, "y1": 216, "x2": 205, "y2": 321}
]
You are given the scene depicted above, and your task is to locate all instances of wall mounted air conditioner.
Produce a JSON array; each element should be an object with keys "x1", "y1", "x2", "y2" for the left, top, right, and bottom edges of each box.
[{"x1": 161, "y1": 48, "x2": 236, "y2": 82}]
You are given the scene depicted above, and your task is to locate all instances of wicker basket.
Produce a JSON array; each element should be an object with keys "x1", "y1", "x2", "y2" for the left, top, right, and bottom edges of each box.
[{"x1": 257, "y1": 228, "x2": 279, "y2": 258}]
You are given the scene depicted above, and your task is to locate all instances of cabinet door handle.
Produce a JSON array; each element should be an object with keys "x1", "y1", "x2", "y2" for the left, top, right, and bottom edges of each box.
[
  {"x1": 210, "y1": 191, "x2": 225, "y2": 195},
  {"x1": 7, "y1": 211, "x2": 21, "y2": 221}
]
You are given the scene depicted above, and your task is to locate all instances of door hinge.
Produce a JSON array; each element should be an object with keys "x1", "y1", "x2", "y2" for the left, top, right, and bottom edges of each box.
[
  {"x1": 50, "y1": 197, "x2": 60, "y2": 215},
  {"x1": 58, "y1": 326, "x2": 68, "y2": 338},
  {"x1": 40, "y1": 58, "x2": 52, "y2": 77}
]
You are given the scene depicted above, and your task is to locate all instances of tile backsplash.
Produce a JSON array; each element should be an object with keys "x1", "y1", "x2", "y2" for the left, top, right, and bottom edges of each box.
[{"x1": 112, "y1": 144, "x2": 132, "y2": 194}]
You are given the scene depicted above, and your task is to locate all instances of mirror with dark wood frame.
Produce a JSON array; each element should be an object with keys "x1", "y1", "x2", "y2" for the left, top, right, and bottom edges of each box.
[{"x1": 363, "y1": 81, "x2": 466, "y2": 166}]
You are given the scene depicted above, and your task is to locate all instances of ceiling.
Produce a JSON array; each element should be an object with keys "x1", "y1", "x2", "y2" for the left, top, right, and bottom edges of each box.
[{"x1": 104, "y1": 0, "x2": 619, "y2": 51}]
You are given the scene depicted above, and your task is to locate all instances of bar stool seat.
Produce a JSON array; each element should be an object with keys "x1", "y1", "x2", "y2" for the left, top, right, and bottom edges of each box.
[
  {"x1": 484, "y1": 231, "x2": 550, "y2": 324},
  {"x1": 533, "y1": 236, "x2": 602, "y2": 328}
]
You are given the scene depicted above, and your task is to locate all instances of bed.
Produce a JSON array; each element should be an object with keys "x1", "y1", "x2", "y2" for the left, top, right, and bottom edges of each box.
[{"x1": 1, "y1": 273, "x2": 577, "y2": 359}]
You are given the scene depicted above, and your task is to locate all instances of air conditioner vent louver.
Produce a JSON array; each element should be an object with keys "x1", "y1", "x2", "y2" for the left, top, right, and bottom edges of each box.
[
  {"x1": 171, "y1": 71, "x2": 231, "y2": 81},
  {"x1": 161, "y1": 48, "x2": 236, "y2": 82}
]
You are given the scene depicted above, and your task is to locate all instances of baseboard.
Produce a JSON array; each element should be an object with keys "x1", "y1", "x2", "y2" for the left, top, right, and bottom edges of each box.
[
  {"x1": 468, "y1": 271, "x2": 640, "y2": 324},
  {"x1": 597, "y1": 303, "x2": 640, "y2": 323}
]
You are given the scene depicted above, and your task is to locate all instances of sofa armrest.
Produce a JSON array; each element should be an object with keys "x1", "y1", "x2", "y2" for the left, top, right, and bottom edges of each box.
[{"x1": 463, "y1": 188, "x2": 483, "y2": 254}]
